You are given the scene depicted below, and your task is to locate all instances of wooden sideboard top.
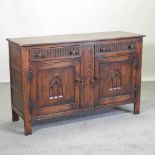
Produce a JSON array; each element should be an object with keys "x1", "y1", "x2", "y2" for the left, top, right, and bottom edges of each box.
[{"x1": 6, "y1": 31, "x2": 145, "y2": 47}]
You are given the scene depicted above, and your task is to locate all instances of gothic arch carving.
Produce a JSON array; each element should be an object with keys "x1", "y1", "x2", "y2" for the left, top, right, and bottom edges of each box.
[
  {"x1": 110, "y1": 70, "x2": 121, "y2": 89},
  {"x1": 49, "y1": 75, "x2": 63, "y2": 99}
]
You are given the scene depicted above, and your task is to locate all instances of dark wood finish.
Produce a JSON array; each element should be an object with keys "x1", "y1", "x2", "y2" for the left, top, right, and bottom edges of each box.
[{"x1": 7, "y1": 31, "x2": 145, "y2": 135}]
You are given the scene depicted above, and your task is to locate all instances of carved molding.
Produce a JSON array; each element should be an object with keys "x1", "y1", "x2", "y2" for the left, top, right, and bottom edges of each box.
[{"x1": 30, "y1": 46, "x2": 80, "y2": 61}]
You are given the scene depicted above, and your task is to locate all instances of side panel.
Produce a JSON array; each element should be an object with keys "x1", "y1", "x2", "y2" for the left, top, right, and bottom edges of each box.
[{"x1": 9, "y1": 42, "x2": 24, "y2": 118}]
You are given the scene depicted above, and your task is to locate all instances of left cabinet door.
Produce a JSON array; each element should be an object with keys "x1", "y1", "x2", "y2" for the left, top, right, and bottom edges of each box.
[{"x1": 30, "y1": 60, "x2": 81, "y2": 116}]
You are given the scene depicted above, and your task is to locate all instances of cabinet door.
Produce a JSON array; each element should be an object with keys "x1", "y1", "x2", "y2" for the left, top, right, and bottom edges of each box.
[
  {"x1": 95, "y1": 53, "x2": 137, "y2": 106},
  {"x1": 30, "y1": 60, "x2": 81, "y2": 116}
]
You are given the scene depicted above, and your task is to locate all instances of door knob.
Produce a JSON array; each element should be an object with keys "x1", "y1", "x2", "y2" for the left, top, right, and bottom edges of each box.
[
  {"x1": 75, "y1": 77, "x2": 84, "y2": 88},
  {"x1": 90, "y1": 76, "x2": 100, "y2": 87},
  {"x1": 90, "y1": 79, "x2": 95, "y2": 87},
  {"x1": 94, "y1": 76, "x2": 100, "y2": 81}
]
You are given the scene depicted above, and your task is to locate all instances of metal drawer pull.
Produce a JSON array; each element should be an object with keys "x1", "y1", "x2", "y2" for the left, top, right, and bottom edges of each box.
[
  {"x1": 70, "y1": 51, "x2": 78, "y2": 56},
  {"x1": 128, "y1": 44, "x2": 136, "y2": 49},
  {"x1": 100, "y1": 48, "x2": 106, "y2": 52},
  {"x1": 35, "y1": 53, "x2": 45, "y2": 59}
]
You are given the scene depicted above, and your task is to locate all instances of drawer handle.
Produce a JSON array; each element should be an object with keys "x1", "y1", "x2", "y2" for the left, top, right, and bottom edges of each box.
[
  {"x1": 95, "y1": 76, "x2": 100, "y2": 81},
  {"x1": 35, "y1": 53, "x2": 45, "y2": 59},
  {"x1": 90, "y1": 76, "x2": 100, "y2": 87},
  {"x1": 128, "y1": 44, "x2": 136, "y2": 49},
  {"x1": 75, "y1": 77, "x2": 84, "y2": 88},
  {"x1": 70, "y1": 51, "x2": 78, "y2": 56},
  {"x1": 100, "y1": 48, "x2": 106, "y2": 52},
  {"x1": 90, "y1": 79, "x2": 95, "y2": 87}
]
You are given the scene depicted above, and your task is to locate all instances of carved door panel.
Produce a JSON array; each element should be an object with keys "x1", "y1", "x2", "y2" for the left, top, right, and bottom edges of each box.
[
  {"x1": 95, "y1": 52, "x2": 137, "y2": 106},
  {"x1": 30, "y1": 60, "x2": 81, "y2": 116}
]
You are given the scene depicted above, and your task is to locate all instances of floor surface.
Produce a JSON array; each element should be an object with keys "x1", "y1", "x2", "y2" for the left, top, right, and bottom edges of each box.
[{"x1": 0, "y1": 82, "x2": 155, "y2": 155}]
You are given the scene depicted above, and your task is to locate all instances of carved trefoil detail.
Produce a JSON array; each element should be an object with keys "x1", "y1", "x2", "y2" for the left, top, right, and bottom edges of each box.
[
  {"x1": 49, "y1": 75, "x2": 63, "y2": 99},
  {"x1": 110, "y1": 70, "x2": 122, "y2": 90}
]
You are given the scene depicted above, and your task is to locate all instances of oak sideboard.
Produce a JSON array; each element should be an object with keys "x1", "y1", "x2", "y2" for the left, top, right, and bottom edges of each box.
[{"x1": 7, "y1": 31, "x2": 145, "y2": 135}]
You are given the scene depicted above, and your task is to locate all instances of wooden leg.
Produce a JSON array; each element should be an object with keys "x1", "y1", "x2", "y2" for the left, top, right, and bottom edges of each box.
[
  {"x1": 134, "y1": 84, "x2": 141, "y2": 114},
  {"x1": 12, "y1": 109, "x2": 19, "y2": 121},
  {"x1": 133, "y1": 41, "x2": 142, "y2": 114},
  {"x1": 134, "y1": 93, "x2": 140, "y2": 114},
  {"x1": 134, "y1": 102, "x2": 140, "y2": 114},
  {"x1": 24, "y1": 119, "x2": 32, "y2": 135}
]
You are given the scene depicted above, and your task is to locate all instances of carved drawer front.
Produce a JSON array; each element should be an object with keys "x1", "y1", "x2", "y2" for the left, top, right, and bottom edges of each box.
[
  {"x1": 95, "y1": 39, "x2": 137, "y2": 55},
  {"x1": 30, "y1": 60, "x2": 81, "y2": 116},
  {"x1": 30, "y1": 45, "x2": 80, "y2": 61},
  {"x1": 95, "y1": 52, "x2": 137, "y2": 106}
]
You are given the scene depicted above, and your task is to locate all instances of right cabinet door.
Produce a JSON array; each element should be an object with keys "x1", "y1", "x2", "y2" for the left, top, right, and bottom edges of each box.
[{"x1": 95, "y1": 52, "x2": 137, "y2": 106}]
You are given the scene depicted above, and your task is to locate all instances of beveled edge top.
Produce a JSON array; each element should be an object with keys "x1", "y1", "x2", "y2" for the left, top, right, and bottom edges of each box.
[{"x1": 6, "y1": 31, "x2": 145, "y2": 47}]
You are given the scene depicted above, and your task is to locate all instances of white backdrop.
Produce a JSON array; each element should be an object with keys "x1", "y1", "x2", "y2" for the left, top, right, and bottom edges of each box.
[{"x1": 0, "y1": 0, "x2": 155, "y2": 82}]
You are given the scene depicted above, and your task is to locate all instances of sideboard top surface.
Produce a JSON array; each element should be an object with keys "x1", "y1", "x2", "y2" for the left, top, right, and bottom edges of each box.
[{"x1": 7, "y1": 31, "x2": 145, "y2": 47}]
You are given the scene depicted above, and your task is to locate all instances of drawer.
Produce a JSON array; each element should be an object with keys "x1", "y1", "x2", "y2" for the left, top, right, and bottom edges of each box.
[
  {"x1": 95, "y1": 39, "x2": 137, "y2": 55},
  {"x1": 29, "y1": 45, "x2": 80, "y2": 61}
]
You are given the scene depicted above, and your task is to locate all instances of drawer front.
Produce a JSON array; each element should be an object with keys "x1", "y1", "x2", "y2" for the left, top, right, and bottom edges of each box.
[
  {"x1": 30, "y1": 45, "x2": 80, "y2": 61},
  {"x1": 95, "y1": 39, "x2": 137, "y2": 56}
]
